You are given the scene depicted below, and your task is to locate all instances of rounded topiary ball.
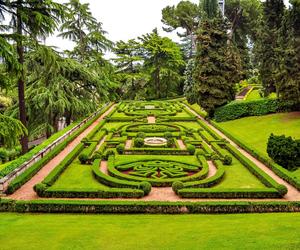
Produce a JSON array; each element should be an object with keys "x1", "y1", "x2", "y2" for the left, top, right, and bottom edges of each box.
[
  {"x1": 139, "y1": 182, "x2": 152, "y2": 195},
  {"x1": 172, "y1": 181, "x2": 184, "y2": 194},
  {"x1": 223, "y1": 155, "x2": 232, "y2": 165}
]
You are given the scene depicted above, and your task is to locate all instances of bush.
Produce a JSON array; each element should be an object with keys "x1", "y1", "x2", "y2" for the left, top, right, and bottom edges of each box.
[
  {"x1": 116, "y1": 144, "x2": 125, "y2": 154},
  {"x1": 164, "y1": 132, "x2": 173, "y2": 139},
  {"x1": 187, "y1": 144, "x2": 196, "y2": 155},
  {"x1": 137, "y1": 132, "x2": 146, "y2": 138},
  {"x1": 0, "y1": 148, "x2": 8, "y2": 163},
  {"x1": 267, "y1": 134, "x2": 300, "y2": 171},
  {"x1": 214, "y1": 99, "x2": 279, "y2": 122},
  {"x1": 134, "y1": 138, "x2": 144, "y2": 148},
  {"x1": 172, "y1": 181, "x2": 184, "y2": 194},
  {"x1": 79, "y1": 153, "x2": 89, "y2": 164},
  {"x1": 223, "y1": 155, "x2": 232, "y2": 165},
  {"x1": 102, "y1": 149, "x2": 115, "y2": 160},
  {"x1": 139, "y1": 182, "x2": 152, "y2": 195},
  {"x1": 167, "y1": 138, "x2": 175, "y2": 148}
]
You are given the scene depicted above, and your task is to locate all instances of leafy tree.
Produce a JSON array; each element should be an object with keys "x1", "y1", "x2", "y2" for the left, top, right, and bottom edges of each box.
[
  {"x1": 258, "y1": 0, "x2": 285, "y2": 95},
  {"x1": 161, "y1": 1, "x2": 200, "y2": 58},
  {"x1": 139, "y1": 29, "x2": 184, "y2": 99},
  {"x1": 113, "y1": 39, "x2": 147, "y2": 99},
  {"x1": 189, "y1": 0, "x2": 242, "y2": 117},
  {"x1": 0, "y1": 0, "x2": 65, "y2": 153}
]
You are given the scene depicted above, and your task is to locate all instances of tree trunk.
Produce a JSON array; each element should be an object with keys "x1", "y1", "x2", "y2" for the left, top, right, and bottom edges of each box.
[{"x1": 17, "y1": 2, "x2": 29, "y2": 153}]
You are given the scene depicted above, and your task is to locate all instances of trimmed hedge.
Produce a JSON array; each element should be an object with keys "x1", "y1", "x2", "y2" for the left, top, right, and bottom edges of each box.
[
  {"x1": 1, "y1": 199, "x2": 300, "y2": 214},
  {"x1": 214, "y1": 99, "x2": 279, "y2": 122},
  {"x1": 178, "y1": 188, "x2": 282, "y2": 199}
]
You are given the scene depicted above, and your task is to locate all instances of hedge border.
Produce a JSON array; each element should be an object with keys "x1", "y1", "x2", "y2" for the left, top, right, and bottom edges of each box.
[{"x1": 1, "y1": 199, "x2": 299, "y2": 214}]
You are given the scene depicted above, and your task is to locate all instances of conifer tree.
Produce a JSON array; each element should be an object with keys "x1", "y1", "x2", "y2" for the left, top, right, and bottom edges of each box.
[
  {"x1": 258, "y1": 0, "x2": 285, "y2": 96},
  {"x1": 189, "y1": 0, "x2": 241, "y2": 117}
]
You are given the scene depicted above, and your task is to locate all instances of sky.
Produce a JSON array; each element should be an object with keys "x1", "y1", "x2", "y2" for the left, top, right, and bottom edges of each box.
[
  {"x1": 46, "y1": 0, "x2": 199, "y2": 51},
  {"x1": 46, "y1": 0, "x2": 290, "y2": 53}
]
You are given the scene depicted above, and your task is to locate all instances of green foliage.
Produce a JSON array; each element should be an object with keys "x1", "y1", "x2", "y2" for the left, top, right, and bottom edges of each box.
[
  {"x1": 172, "y1": 181, "x2": 184, "y2": 194},
  {"x1": 191, "y1": 15, "x2": 241, "y2": 116},
  {"x1": 139, "y1": 181, "x2": 152, "y2": 195},
  {"x1": 223, "y1": 155, "x2": 233, "y2": 166},
  {"x1": 0, "y1": 148, "x2": 8, "y2": 162},
  {"x1": 116, "y1": 144, "x2": 125, "y2": 154},
  {"x1": 214, "y1": 99, "x2": 279, "y2": 122},
  {"x1": 134, "y1": 138, "x2": 144, "y2": 148},
  {"x1": 186, "y1": 144, "x2": 196, "y2": 155},
  {"x1": 267, "y1": 134, "x2": 300, "y2": 171},
  {"x1": 78, "y1": 153, "x2": 89, "y2": 164}
]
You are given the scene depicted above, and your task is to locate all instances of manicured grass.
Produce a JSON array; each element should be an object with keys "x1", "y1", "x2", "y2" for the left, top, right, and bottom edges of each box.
[
  {"x1": 246, "y1": 89, "x2": 262, "y2": 100},
  {"x1": 0, "y1": 213, "x2": 299, "y2": 250},
  {"x1": 217, "y1": 112, "x2": 300, "y2": 179},
  {"x1": 50, "y1": 159, "x2": 108, "y2": 190},
  {"x1": 213, "y1": 155, "x2": 266, "y2": 189}
]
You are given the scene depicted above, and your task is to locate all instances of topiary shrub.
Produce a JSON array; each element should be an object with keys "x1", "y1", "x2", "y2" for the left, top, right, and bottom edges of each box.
[
  {"x1": 267, "y1": 134, "x2": 300, "y2": 171},
  {"x1": 78, "y1": 153, "x2": 89, "y2": 164},
  {"x1": 116, "y1": 144, "x2": 125, "y2": 154},
  {"x1": 164, "y1": 132, "x2": 173, "y2": 139},
  {"x1": 139, "y1": 181, "x2": 151, "y2": 195},
  {"x1": 167, "y1": 138, "x2": 175, "y2": 148},
  {"x1": 187, "y1": 144, "x2": 196, "y2": 155},
  {"x1": 172, "y1": 181, "x2": 184, "y2": 194},
  {"x1": 102, "y1": 149, "x2": 115, "y2": 160},
  {"x1": 223, "y1": 155, "x2": 233, "y2": 165},
  {"x1": 134, "y1": 138, "x2": 144, "y2": 148}
]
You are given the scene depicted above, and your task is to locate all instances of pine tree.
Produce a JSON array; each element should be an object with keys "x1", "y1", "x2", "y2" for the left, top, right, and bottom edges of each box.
[{"x1": 258, "y1": 0, "x2": 285, "y2": 96}]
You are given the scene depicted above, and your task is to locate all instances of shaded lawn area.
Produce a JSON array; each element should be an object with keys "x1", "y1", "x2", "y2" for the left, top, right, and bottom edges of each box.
[
  {"x1": 217, "y1": 112, "x2": 300, "y2": 179},
  {"x1": 0, "y1": 213, "x2": 299, "y2": 250}
]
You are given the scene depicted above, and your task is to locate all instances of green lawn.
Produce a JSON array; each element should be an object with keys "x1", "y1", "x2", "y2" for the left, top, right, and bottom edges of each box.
[
  {"x1": 0, "y1": 213, "x2": 299, "y2": 250},
  {"x1": 217, "y1": 112, "x2": 300, "y2": 178}
]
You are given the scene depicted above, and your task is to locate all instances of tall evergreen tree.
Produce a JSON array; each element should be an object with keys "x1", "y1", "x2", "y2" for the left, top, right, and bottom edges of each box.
[
  {"x1": 258, "y1": 0, "x2": 285, "y2": 96},
  {"x1": 276, "y1": 0, "x2": 300, "y2": 109},
  {"x1": 189, "y1": 0, "x2": 241, "y2": 117}
]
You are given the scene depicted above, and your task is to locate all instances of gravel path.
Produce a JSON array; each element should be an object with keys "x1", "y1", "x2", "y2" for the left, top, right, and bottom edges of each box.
[
  {"x1": 147, "y1": 116, "x2": 156, "y2": 124},
  {"x1": 9, "y1": 105, "x2": 116, "y2": 200}
]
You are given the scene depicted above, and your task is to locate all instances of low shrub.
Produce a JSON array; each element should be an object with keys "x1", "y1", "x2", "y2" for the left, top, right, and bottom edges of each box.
[
  {"x1": 187, "y1": 144, "x2": 196, "y2": 155},
  {"x1": 223, "y1": 155, "x2": 233, "y2": 165},
  {"x1": 102, "y1": 149, "x2": 115, "y2": 160},
  {"x1": 139, "y1": 182, "x2": 152, "y2": 195},
  {"x1": 164, "y1": 132, "x2": 173, "y2": 139},
  {"x1": 172, "y1": 181, "x2": 184, "y2": 194},
  {"x1": 267, "y1": 134, "x2": 300, "y2": 171},
  {"x1": 0, "y1": 148, "x2": 8, "y2": 163},
  {"x1": 134, "y1": 138, "x2": 144, "y2": 148},
  {"x1": 116, "y1": 144, "x2": 125, "y2": 154},
  {"x1": 78, "y1": 153, "x2": 89, "y2": 164},
  {"x1": 137, "y1": 132, "x2": 146, "y2": 138},
  {"x1": 167, "y1": 138, "x2": 175, "y2": 148}
]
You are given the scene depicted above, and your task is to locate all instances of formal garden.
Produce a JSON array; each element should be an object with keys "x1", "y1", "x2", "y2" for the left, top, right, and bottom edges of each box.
[{"x1": 0, "y1": 0, "x2": 299, "y2": 248}]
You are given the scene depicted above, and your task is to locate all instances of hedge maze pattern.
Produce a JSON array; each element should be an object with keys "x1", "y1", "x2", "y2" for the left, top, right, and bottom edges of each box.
[{"x1": 32, "y1": 100, "x2": 288, "y2": 199}]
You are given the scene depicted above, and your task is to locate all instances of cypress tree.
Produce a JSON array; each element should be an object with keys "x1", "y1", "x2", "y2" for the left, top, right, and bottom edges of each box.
[
  {"x1": 258, "y1": 0, "x2": 285, "y2": 96},
  {"x1": 188, "y1": 0, "x2": 241, "y2": 117},
  {"x1": 276, "y1": 0, "x2": 300, "y2": 109}
]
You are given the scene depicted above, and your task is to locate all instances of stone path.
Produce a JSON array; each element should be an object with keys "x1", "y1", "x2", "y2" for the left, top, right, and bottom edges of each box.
[
  {"x1": 177, "y1": 139, "x2": 186, "y2": 150},
  {"x1": 147, "y1": 116, "x2": 156, "y2": 124},
  {"x1": 8, "y1": 105, "x2": 116, "y2": 200}
]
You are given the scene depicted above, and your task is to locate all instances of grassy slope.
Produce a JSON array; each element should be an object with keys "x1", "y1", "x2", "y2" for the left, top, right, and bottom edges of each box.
[
  {"x1": 217, "y1": 112, "x2": 300, "y2": 178},
  {"x1": 0, "y1": 213, "x2": 299, "y2": 250}
]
